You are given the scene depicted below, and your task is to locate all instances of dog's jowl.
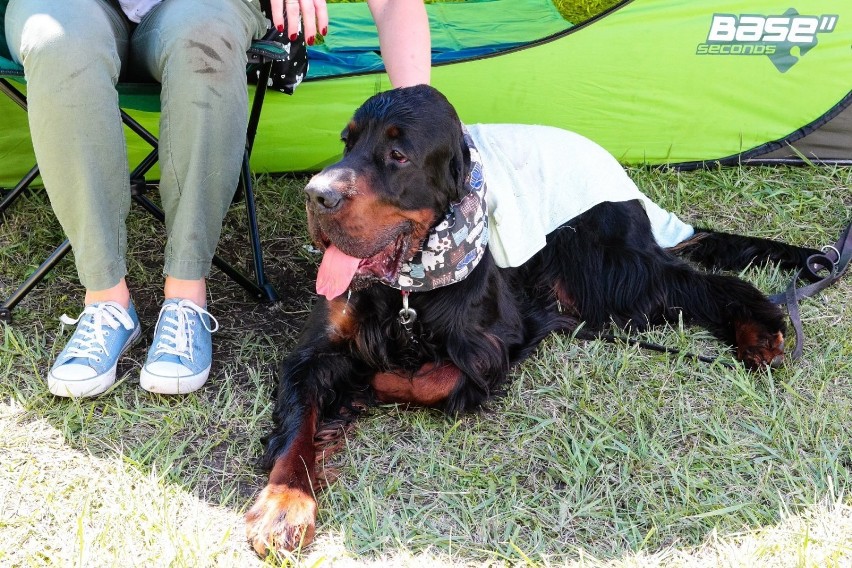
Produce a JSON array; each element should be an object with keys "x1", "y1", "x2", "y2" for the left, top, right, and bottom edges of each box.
[{"x1": 245, "y1": 85, "x2": 817, "y2": 555}]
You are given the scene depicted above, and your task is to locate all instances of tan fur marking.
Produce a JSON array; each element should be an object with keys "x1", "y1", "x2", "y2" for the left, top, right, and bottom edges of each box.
[
  {"x1": 326, "y1": 296, "x2": 359, "y2": 341},
  {"x1": 372, "y1": 362, "x2": 462, "y2": 407}
]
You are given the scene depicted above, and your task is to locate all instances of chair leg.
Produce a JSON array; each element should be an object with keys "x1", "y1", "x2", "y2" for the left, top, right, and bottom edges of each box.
[
  {"x1": 233, "y1": 59, "x2": 278, "y2": 302},
  {"x1": 0, "y1": 164, "x2": 40, "y2": 216},
  {"x1": 238, "y1": 151, "x2": 278, "y2": 302},
  {"x1": 1, "y1": 163, "x2": 51, "y2": 323},
  {"x1": 0, "y1": 239, "x2": 72, "y2": 323},
  {"x1": 0, "y1": 77, "x2": 63, "y2": 322},
  {"x1": 0, "y1": 78, "x2": 27, "y2": 111}
]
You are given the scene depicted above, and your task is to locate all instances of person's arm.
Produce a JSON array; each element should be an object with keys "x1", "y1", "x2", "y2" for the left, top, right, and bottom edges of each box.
[{"x1": 367, "y1": 0, "x2": 431, "y2": 87}]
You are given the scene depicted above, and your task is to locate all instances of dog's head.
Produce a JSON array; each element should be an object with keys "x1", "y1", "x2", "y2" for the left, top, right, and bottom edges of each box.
[{"x1": 305, "y1": 85, "x2": 471, "y2": 298}]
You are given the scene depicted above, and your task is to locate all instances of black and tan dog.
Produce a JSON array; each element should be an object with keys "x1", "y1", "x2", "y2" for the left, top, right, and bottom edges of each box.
[{"x1": 245, "y1": 85, "x2": 816, "y2": 554}]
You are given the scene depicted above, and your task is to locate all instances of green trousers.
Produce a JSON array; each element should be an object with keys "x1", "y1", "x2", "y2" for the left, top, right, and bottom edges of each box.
[{"x1": 5, "y1": 0, "x2": 267, "y2": 290}]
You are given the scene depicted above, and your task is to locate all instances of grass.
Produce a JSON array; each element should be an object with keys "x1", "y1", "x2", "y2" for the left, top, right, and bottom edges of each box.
[
  {"x1": 2, "y1": 1, "x2": 852, "y2": 567},
  {"x1": 2, "y1": 162, "x2": 850, "y2": 567},
  {"x1": 552, "y1": 0, "x2": 622, "y2": 24}
]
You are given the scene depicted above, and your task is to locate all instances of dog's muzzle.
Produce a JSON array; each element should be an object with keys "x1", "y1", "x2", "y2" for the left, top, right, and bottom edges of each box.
[{"x1": 304, "y1": 180, "x2": 343, "y2": 213}]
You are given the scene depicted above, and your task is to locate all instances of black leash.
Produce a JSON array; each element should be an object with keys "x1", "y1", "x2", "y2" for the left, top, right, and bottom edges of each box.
[
  {"x1": 577, "y1": 330, "x2": 738, "y2": 369},
  {"x1": 768, "y1": 221, "x2": 852, "y2": 360}
]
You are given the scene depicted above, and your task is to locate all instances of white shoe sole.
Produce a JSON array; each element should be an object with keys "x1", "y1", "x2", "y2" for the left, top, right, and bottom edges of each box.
[
  {"x1": 139, "y1": 364, "x2": 211, "y2": 395},
  {"x1": 48, "y1": 370, "x2": 117, "y2": 398},
  {"x1": 47, "y1": 327, "x2": 140, "y2": 398}
]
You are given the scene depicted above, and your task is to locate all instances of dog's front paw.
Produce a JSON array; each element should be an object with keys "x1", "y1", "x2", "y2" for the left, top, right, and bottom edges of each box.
[
  {"x1": 245, "y1": 485, "x2": 317, "y2": 556},
  {"x1": 734, "y1": 322, "x2": 785, "y2": 369}
]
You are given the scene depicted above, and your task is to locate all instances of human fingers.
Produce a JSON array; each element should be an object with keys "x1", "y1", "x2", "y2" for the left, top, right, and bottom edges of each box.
[
  {"x1": 269, "y1": 0, "x2": 284, "y2": 32},
  {"x1": 314, "y1": 0, "x2": 329, "y2": 38},
  {"x1": 300, "y1": 0, "x2": 317, "y2": 44},
  {"x1": 285, "y1": 0, "x2": 302, "y2": 41}
]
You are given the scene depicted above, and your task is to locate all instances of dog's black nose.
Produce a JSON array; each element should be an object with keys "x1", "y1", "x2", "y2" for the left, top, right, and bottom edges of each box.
[{"x1": 305, "y1": 179, "x2": 343, "y2": 212}]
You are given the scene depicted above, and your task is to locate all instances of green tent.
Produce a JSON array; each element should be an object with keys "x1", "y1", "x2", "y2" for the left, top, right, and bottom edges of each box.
[
  {"x1": 260, "y1": 0, "x2": 852, "y2": 171},
  {"x1": 2, "y1": 0, "x2": 850, "y2": 187}
]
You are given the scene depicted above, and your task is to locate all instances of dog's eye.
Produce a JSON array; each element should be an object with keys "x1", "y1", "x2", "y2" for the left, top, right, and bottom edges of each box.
[{"x1": 390, "y1": 150, "x2": 408, "y2": 163}]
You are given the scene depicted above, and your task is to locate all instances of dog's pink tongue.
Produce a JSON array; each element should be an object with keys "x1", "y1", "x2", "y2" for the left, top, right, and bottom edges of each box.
[{"x1": 316, "y1": 245, "x2": 361, "y2": 300}]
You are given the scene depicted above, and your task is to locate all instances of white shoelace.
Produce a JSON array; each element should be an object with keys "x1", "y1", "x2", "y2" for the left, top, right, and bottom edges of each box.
[
  {"x1": 151, "y1": 300, "x2": 219, "y2": 361},
  {"x1": 59, "y1": 302, "x2": 136, "y2": 362}
]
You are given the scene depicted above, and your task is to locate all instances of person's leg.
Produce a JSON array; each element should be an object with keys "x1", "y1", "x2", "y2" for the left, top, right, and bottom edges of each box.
[
  {"x1": 131, "y1": 0, "x2": 266, "y2": 301},
  {"x1": 6, "y1": 0, "x2": 134, "y2": 300},
  {"x1": 6, "y1": 0, "x2": 140, "y2": 396},
  {"x1": 131, "y1": 0, "x2": 267, "y2": 394}
]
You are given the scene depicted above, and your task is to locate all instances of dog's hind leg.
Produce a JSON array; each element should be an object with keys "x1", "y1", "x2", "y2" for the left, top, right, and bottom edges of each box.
[
  {"x1": 673, "y1": 228, "x2": 818, "y2": 271},
  {"x1": 536, "y1": 201, "x2": 788, "y2": 368},
  {"x1": 656, "y1": 264, "x2": 787, "y2": 369}
]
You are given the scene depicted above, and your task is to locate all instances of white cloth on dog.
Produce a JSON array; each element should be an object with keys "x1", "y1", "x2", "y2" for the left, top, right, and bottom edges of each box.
[{"x1": 466, "y1": 124, "x2": 695, "y2": 268}]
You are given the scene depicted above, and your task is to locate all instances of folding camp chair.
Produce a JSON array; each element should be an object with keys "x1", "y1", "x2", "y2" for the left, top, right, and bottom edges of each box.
[{"x1": 0, "y1": 7, "x2": 290, "y2": 322}]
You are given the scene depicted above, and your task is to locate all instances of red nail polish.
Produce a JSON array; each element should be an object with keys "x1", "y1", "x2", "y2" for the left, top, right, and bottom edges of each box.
[
  {"x1": 321, "y1": 27, "x2": 327, "y2": 36},
  {"x1": 289, "y1": 33, "x2": 298, "y2": 41},
  {"x1": 276, "y1": 24, "x2": 284, "y2": 32},
  {"x1": 307, "y1": 36, "x2": 315, "y2": 46}
]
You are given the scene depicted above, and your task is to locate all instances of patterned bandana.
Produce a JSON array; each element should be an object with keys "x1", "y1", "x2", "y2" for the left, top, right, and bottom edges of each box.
[{"x1": 385, "y1": 125, "x2": 489, "y2": 293}]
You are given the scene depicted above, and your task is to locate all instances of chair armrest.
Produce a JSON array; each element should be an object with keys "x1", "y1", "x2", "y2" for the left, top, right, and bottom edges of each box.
[{"x1": 247, "y1": 28, "x2": 292, "y2": 65}]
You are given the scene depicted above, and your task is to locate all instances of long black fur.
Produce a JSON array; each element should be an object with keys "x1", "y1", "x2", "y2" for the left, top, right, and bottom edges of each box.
[
  {"x1": 263, "y1": 84, "x2": 820, "y2": 461},
  {"x1": 249, "y1": 85, "x2": 819, "y2": 552}
]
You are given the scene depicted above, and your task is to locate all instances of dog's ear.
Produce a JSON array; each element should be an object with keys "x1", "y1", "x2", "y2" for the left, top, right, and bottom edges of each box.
[
  {"x1": 435, "y1": 89, "x2": 471, "y2": 203},
  {"x1": 424, "y1": 117, "x2": 469, "y2": 206},
  {"x1": 447, "y1": 126, "x2": 471, "y2": 202}
]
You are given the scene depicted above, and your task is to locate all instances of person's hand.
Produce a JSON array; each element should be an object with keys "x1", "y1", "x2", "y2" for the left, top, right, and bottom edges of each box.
[{"x1": 269, "y1": 0, "x2": 329, "y2": 45}]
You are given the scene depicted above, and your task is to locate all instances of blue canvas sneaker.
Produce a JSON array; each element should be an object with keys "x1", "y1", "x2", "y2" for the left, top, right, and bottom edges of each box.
[
  {"x1": 140, "y1": 299, "x2": 219, "y2": 395},
  {"x1": 48, "y1": 301, "x2": 141, "y2": 397}
]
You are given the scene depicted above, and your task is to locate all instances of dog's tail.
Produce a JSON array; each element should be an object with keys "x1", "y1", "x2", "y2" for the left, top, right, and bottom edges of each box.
[{"x1": 670, "y1": 228, "x2": 819, "y2": 271}]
